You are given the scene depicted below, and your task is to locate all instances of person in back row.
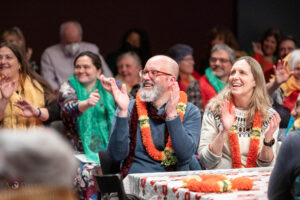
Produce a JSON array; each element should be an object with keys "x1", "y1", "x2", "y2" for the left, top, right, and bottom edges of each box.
[
  {"x1": 187, "y1": 44, "x2": 235, "y2": 113},
  {"x1": 115, "y1": 51, "x2": 142, "y2": 98},
  {"x1": 100, "y1": 55, "x2": 202, "y2": 178},
  {"x1": 41, "y1": 20, "x2": 112, "y2": 92},
  {"x1": 167, "y1": 44, "x2": 201, "y2": 92}
]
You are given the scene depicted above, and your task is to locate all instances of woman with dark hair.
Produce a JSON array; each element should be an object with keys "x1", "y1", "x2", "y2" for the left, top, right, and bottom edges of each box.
[
  {"x1": 106, "y1": 28, "x2": 151, "y2": 75},
  {"x1": 58, "y1": 51, "x2": 116, "y2": 199},
  {"x1": 0, "y1": 42, "x2": 56, "y2": 128},
  {"x1": 251, "y1": 28, "x2": 282, "y2": 81}
]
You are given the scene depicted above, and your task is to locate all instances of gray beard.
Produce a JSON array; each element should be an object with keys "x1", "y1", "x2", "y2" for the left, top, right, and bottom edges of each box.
[{"x1": 139, "y1": 82, "x2": 164, "y2": 102}]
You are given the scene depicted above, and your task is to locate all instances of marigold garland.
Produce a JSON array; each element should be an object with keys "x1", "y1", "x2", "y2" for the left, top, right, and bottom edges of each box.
[
  {"x1": 228, "y1": 100, "x2": 262, "y2": 168},
  {"x1": 183, "y1": 174, "x2": 254, "y2": 193},
  {"x1": 231, "y1": 177, "x2": 254, "y2": 190},
  {"x1": 136, "y1": 90, "x2": 187, "y2": 166}
]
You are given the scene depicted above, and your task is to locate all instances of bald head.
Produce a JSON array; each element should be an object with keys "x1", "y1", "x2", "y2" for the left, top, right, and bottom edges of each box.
[
  {"x1": 145, "y1": 55, "x2": 179, "y2": 78},
  {"x1": 60, "y1": 21, "x2": 82, "y2": 45}
]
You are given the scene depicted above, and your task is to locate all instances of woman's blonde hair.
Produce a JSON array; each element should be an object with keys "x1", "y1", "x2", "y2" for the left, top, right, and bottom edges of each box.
[{"x1": 207, "y1": 56, "x2": 271, "y2": 122}]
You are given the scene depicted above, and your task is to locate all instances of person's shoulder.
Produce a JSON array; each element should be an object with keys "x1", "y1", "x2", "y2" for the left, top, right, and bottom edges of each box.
[
  {"x1": 43, "y1": 43, "x2": 62, "y2": 54},
  {"x1": 80, "y1": 41, "x2": 99, "y2": 52}
]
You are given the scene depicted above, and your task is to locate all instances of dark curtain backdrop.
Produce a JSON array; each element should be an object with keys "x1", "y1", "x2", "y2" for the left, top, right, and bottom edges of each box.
[{"x1": 0, "y1": 0, "x2": 236, "y2": 73}]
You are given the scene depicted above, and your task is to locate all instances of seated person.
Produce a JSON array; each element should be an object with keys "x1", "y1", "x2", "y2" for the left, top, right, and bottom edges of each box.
[
  {"x1": 187, "y1": 44, "x2": 235, "y2": 113},
  {"x1": 100, "y1": 55, "x2": 202, "y2": 178},
  {"x1": 106, "y1": 28, "x2": 151, "y2": 75},
  {"x1": 267, "y1": 50, "x2": 300, "y2": 128},
  {"x1": 198, "y1": 56, "x2": 280, "y2": 169},
  {"x1": 268, "y1": 129, "x2": 300, "y2": 200},
  {"x1": 167, "y1": 44, "x2": 200, "y2": 92},
  {"x1": 0, "y1": 128, "x2": 78, "y2": 200},
  {"x1": 1, "y1": 26, "x2": 39, "y2": 72},
  {"x1": 41, "y1": 21, "x2": 112, "y2": 92},
  {"x1": 278, "y1": 35, "x2": 297, "y2": 59},
  {"x1": 115, "y1": 51, "x2": 142, "y2": 98},
  {"x1": 0, "y1": 42, "x2": 57, "y2": 128},
  {"x1": 251, "y1": 28, "x2": 282, "y2": 81},
  {"x1": 58, "y1": 51, "x2": 116, "y2": 199}
]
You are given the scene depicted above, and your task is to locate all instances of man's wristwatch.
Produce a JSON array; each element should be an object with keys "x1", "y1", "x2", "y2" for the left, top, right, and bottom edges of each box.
[{"x1": 263, "y1": 138, "x2": 275, "y2": 147}]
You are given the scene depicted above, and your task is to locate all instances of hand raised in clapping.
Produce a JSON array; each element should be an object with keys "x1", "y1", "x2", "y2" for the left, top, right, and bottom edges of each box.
[
  {"x1": 0, "y1": 76, "x2": 16, "y2": 100},
  {"x1": 99, "y1": 75, "x2": 129, "y2": 113},
  {"x1": 165, "y1": 81, "x2": 180, "y2": 119},
  {"x1": 264, "y1": 112, "x2": 281, "y2": 141},
  {"x1": 220, "y1": 100, "x2": 235, "y2": 132},
  {"x1": 14, "y1": 99, "x2": 38, "y2": 118},
  {"x1": 88, "y1": 89, "x2": 100, "y2": 107},
  {"x1": 273, "y1": 60, "x2": 292, "y2": 85},
  {"x1": 252, "y1": 42, "x2": 263, "y2": 55}
]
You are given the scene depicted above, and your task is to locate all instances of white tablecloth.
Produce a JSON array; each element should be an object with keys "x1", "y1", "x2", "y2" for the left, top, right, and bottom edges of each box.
[{"x1": 124, "y1": 167, "x2": 273, "y2": 200}]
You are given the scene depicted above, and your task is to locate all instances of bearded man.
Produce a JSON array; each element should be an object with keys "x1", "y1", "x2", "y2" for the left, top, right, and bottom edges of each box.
[{"x1": 100, "y1": 55, "x2": 201, "y2": 177}]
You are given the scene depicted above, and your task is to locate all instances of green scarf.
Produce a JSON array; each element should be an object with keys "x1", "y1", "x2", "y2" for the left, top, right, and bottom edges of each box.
[
  {"x1": 205, "y1": 67, "x2": 226, "y2": 93},
  {"x1": 69, "y1": 75, "x2": 116, "y2": 164}
]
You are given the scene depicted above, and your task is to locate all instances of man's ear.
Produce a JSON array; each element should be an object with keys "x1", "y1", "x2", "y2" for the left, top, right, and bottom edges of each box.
[
  {"x1": 168, "y1": 76, "x2": 177, "y2": 86},
  {"x1": 97, "y1": 68, "x2": 103, "y2": 78}
]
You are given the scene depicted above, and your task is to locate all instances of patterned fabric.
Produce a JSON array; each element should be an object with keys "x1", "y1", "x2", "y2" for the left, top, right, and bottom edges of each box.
[
  {"x1": 198, "y1": 107, "x2": 278, "y2": 169},
  {"x1": 59, "y1": 82, "x2": 83, "y2": 152},
  {"x1": 186, "y1": 80, "x2": 204, "y2": 113},
  {"x1": 75, "y1": 163, "x2": 98, "y2": 200}
]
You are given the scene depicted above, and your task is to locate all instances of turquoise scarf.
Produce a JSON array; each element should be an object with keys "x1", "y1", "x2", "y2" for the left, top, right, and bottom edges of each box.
[
  {"x1": 205, "y1": 67, "x2": 226, "y2": 93},
  {"x1": 69, "y1": 75, "x2": 116, "y2": 164}
]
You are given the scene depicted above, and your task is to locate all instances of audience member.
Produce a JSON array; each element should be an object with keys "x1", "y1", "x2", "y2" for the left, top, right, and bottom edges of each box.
[
  {"x1": 267, "y1": 50, "x2": 300, "y2": 111},
  {"x1": 187, "y1": 44, "x2": 235, "y2": 113},
  {"x1": 1, "y1": 27, "x2": 38, "y2": 72},
  {"x1": 100, "y1": 55, "x2": 201, "y2": 177},
  {"x1": 58, "y1": 51, "x2": 115, "y2": 199},
  {"x1": 198, "y1": 56, "x2": 280, "y2": 169},
  {"x1": 106, "y1": 28, "x2": 151, "y2": 75},
  {"x1": 41, "y1": 21, "x2": 112, "y2": 91},
  {"x1": 268, "y1": 130, "x2": 300, "y2": 200},
  {"x1": 167, "y1": 44, "x2": 201, "y2": 92},
  {"x1": 278, "y1": 35, "x2": 297, "y2": 59},
  {"x1": 0, "y1": 128, "x2": 78, "y2": 200},
  {"x1": 115, "y1": 51, "x2": 142, "y2": 98},
  {"x1": 0, "y1": 42, "x2": 57, "y2": 128},
  {"x1": 200, "y1": 26, "x2": 246, "y2": 74},
  {"x1": 251, "y1": 28, "x2": 282, "y2": 81}
]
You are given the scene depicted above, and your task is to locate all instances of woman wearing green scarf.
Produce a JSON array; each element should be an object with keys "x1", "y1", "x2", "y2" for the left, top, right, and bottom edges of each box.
[{"x1": 59, "y1": 51, "x2": 115, "y2": 200}]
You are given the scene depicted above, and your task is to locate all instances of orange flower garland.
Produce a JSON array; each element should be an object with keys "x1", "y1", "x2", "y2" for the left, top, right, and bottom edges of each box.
[
  {"x1": 228, "y1": 101, "x2": 262, "y2": 168},
  {"x1": 183, "y1": 174, "x2": 254, "y2": 193},
  {"x1": 136, "y1": 90, "x2": 187, "y2": 166}
]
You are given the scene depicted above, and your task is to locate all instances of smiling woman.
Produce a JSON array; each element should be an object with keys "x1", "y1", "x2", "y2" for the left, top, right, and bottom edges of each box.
[
  {"x1": 198, "y1": 56, "x2": 280, "y2": 170},
  {"x1": 0, "y1": 42, "x2": 55, "y2": 128},
  {"x1": 58, "y1": 51, "x2": 116, "y2": 199}
]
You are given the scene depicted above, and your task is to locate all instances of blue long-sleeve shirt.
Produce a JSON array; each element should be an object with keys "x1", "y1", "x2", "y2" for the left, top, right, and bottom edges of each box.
[{"x1": 108, "y1": 100, "x2": 201, "y2": 174}]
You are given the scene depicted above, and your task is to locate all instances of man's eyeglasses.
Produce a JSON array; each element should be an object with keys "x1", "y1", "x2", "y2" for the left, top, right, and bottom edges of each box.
[
  {"x1": 139, "y1": 70, "x2": 173, "y2": 79},
  {"x1": 209, "y1": 57, "x2": 230, "y2": 64}
]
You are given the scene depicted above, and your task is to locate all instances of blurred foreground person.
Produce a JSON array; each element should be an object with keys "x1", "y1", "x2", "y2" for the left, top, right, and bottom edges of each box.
[{"x1": 0, "y1": 128, "x2": 78, "y2": 200}]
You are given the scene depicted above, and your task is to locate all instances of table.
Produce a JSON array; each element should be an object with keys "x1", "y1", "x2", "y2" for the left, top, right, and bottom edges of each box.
[{"x1": 124, "y1": 167, "x2": 273, "y2": 200}]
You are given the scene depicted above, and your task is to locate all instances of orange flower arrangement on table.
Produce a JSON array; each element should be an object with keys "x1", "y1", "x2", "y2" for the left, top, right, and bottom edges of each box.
[
  {"x1": 228, "y1": 100, "x2": 262, "y2": 168},
  {"x1": 136, "y1": 90, "x2": 187, "y2": 167},
  {"x1": 183, "y1": 174, "x2": 254, "y2": 193}
]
